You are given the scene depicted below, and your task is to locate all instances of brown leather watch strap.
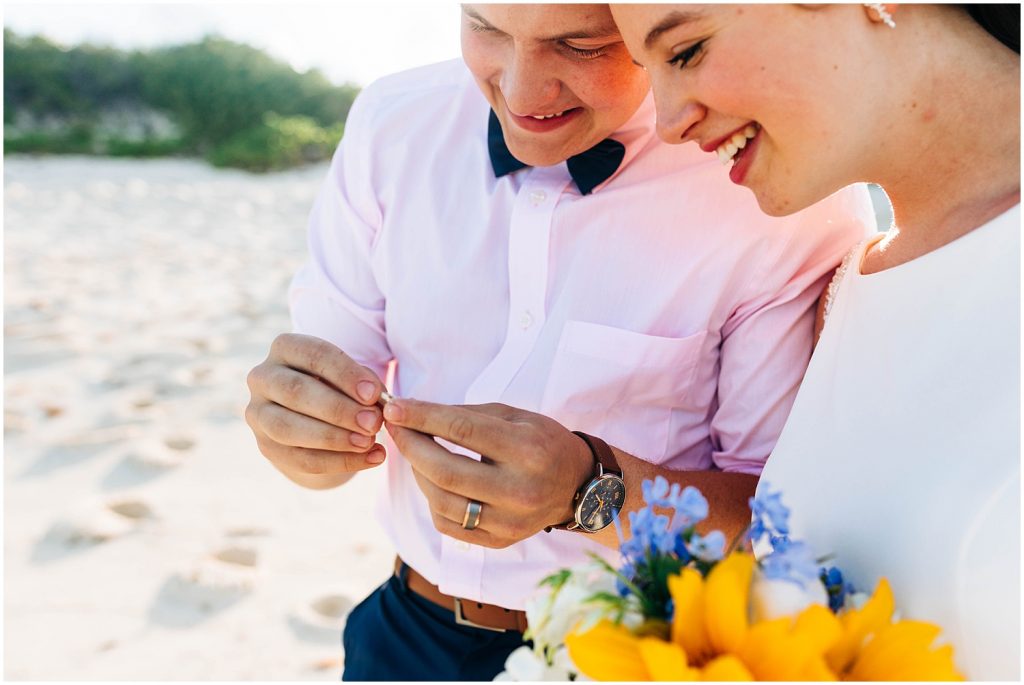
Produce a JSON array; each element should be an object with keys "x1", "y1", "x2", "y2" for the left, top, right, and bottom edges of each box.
[
  {"x1": 395, "y1": 558, "x2": 528, "y2": 633},
  {"x1": 545, "y1": 431, "x2": 621, "y2": 532},
  {"x1": 572, "y1": 431, "x2": 621, "y2": 476}
]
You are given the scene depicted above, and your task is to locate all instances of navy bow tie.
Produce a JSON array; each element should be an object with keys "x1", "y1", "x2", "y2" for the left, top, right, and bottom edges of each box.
[{"x1": 487, "y1": 110, "x2": 625, "y2": 196}]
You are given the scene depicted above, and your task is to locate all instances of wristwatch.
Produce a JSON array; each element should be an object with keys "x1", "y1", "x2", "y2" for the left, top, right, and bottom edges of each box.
[{"x1": 546, "y1": 431, "x2": 625, "y2": 533}]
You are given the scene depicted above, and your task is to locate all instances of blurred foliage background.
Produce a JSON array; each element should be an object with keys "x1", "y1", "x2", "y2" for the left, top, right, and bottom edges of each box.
[{"x1": 3, "y1": 29, "x2": 359, "y2": 171}]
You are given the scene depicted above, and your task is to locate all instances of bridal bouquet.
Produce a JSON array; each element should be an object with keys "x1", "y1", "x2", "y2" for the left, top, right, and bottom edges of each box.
[{"x1": 497, "y1": 478, "x2": 962, "y2": 681}]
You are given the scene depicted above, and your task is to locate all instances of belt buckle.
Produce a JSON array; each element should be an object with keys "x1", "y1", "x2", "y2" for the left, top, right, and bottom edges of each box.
[{"x1": 453, "y1": 597, "x2": 507, "y2": 633}]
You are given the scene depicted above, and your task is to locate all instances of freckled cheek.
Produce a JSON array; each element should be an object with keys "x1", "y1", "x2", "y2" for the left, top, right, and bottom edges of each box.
[
  {"x1": 461, "y1": 36, "x2": 504, "y2": 89},
  {"x1": 570, "y1": 66, "x2": 647, "y2": 115}
]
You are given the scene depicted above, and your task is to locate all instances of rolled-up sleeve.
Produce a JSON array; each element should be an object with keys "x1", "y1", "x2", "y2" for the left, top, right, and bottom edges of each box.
[
  {"x1": 289, "y1": 93, "x2": 393, "y2": 380},
  {"x1": 710, "y1": 187, "x2": 876, "y2": 474}
]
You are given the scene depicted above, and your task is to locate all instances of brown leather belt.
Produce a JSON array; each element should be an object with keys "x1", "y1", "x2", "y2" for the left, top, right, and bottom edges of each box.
[{"x1": 394, "y1": 557, "x2": 528, "y2": 633}]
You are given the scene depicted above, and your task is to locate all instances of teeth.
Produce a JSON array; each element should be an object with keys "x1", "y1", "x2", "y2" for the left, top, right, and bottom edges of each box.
[
  {"x1": 530, "y1": 111, "x2": 565, "y2": 120},
  {"x1": 716, "y1": 123, "x2": 759, "y2": 166}
]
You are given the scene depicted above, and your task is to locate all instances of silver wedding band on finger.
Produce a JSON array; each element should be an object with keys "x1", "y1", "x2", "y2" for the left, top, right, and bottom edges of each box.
[{"x1": 462, "y1": 500, "x2": 483, "y2": 531}]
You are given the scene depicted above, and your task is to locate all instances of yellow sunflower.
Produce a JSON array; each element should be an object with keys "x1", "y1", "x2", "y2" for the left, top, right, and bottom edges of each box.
[{"x1": 565, "y1": 553, "x2": 963, "y2": 681}]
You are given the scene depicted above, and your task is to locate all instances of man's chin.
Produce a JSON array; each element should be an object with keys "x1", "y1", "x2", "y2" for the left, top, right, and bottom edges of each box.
[
  {"x1": 506, "y1": 135, "x2": 594, "y2": 167},
  {"x1": 508, "y1": 148, "x2": 572, "y2": 167}
]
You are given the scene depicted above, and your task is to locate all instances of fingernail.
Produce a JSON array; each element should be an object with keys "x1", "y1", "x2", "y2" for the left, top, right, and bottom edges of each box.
[
  {"x1": 356, "y1": 381, "x2": 376, "y2": 403},
  {"x1": 383, "y1": 401, "x2": 404, "y2": 422},
  {"x1": 356, "y1": 410, "x2": 378, "y2": 432},
  {"x1": 366, "y1": 448, "x2": 386, "y2": 465},
  {"x1": 350, "y1": 433, "x2": 372, "y2": 448}
]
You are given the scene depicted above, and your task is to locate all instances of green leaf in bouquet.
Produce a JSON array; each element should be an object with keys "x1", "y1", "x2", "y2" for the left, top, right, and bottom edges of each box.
[
  {"x1": 584, "y1": 591, "x2": 628, "y2": 617},
  {"x1": 586, "y1": 552, "x2": 645, "y2": 600},
  {"x1": 539, "y1": 568, "x2": 573, "y2": 591},
  {"x1": 634, "y1": 553, "x2": 686, "y2": 620},
  {"x1": 579, "y1": 590, "x2": 632, "y2": 630}
]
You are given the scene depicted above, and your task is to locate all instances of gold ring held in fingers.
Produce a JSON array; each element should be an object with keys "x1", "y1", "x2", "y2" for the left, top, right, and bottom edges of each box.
[{"x1": 462, "y1": 500, "x2": 482, "y2": 530}]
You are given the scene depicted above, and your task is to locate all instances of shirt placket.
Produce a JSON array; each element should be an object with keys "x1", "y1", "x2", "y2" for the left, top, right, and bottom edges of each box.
[{"x1": 438, "y1": 166, "x2": 570, "y2": 601}]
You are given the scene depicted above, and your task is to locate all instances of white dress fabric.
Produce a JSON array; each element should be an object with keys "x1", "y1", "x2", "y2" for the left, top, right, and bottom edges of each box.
[{"x1": 760, "y1": 205, "x2": 1021, "y2": 680}]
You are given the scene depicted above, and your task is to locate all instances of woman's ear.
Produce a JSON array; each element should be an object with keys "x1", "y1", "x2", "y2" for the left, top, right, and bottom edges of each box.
[{"x1": 863, "y1": 3, "x2": 898, "y2": 28}]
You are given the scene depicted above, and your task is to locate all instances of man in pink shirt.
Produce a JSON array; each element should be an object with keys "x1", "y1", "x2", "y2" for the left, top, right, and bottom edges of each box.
[{"x1": 245, "y1": 4, "x2": 875, "y2": 680}]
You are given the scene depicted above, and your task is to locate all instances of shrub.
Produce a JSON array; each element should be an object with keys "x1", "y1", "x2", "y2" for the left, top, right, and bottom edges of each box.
[
  {"x1": 206, "y1": 113, "x2": 342, "y2": 171},
  {"x1": 4, "y1": 30, "x2": 358, "y2": 170},
  {"x1": 4, "y1": 123, "x2": 94, "y2": 154},
  {"x1": 105, "y1": 137, "x2": 189, "y2": 157}
]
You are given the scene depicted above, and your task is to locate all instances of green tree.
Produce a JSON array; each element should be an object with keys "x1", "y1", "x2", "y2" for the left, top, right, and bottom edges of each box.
[{"x1": 3, "y1": 29, "x2": 360, "y2": 169}]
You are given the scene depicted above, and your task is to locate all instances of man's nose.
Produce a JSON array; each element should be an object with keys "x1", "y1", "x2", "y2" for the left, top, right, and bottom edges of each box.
[
  {"x1": 655, "y1": 94, "x2": 707, "y2": 145},
  {"x1": 499, "y1": 48, "x2": 562, "y2": 114}
]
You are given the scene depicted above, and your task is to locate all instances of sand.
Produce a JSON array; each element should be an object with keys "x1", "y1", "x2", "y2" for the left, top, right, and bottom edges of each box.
[{"x1": 4, "y1": 155, "x2": 394, "y2": 680}]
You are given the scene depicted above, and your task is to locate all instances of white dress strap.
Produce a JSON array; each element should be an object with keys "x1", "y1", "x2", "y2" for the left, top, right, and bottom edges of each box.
[{"x1": 822, "y1": 235, "x2": 883, "y2": 323}]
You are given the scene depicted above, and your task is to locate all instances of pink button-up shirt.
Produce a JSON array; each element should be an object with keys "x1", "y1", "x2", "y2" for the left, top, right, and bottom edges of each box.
[{"x1": 290, "y1": 59, "x2": 875, "y2": 609}]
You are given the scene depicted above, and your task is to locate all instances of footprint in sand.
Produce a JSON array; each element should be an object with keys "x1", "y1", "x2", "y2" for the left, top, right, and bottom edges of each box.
[
  {"x1": 288, "y1": 592, "x2": 356, "y2": 644},
  {"x1": 5, "y1": 408, "x2": 29, "y2": 435},
  {"x1": 225, "y1": 526, "x2": 271, "y2": 538},
  {"x1": 112, "y1": 388, "x2": 160, "y2": 420},
  {"x1": 131, "y1": 396, "x2": 157, "y2": 411},
  {"x1": 125, "y1": 434, "x2": 196, "y2": 470},
  {"x1": 38, "y1": 403, "x2": 66, "y2": 419},
  {"x1": 173, "y1": 363, "x2": 215, "y2": 387},
  {"x1": 36, "y1": 496, "x2": 156, "y2": 559},
  {"x1": 103, "y1": 433, "x2": 197, "y2": 489},
  {"x1": 149, "y1": 544, "x2": 260, "y2": 628},
  {"x1": 309, "y1": 656, "x2": 343, "y2": 672},
  {"x1": 173, "y1": 545, "x2": 260, "y2": 598}
]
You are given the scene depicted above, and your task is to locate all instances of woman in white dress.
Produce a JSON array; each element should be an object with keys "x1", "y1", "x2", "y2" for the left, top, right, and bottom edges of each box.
[{"x1": 612, "y1": 4, "x2": 1020, "y2": 679}]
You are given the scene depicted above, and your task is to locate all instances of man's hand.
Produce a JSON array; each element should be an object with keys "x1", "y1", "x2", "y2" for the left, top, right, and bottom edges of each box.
[
  {"x1": 382, "y1": 400, "x2": 594, "y2": 548},
  {"x1": 245, "y1": 333, "x2": 388, "y2": 489}
]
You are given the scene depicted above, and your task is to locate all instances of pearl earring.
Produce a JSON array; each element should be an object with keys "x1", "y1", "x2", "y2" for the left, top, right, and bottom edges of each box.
[{"x1": 864, "y1": 3, "x2": 897, "y2": 29}]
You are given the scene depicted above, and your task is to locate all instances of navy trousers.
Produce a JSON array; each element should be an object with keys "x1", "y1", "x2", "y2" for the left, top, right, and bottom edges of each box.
[{"x1": 341, "y1": 564, "x2": 527, "y2": 681}]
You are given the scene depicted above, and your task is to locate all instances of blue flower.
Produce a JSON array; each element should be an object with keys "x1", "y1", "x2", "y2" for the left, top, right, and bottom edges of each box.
[
  {"x1": 823, "y1": 566, "x2": 843, "y2": 587},
  {"x1": 623, "y1": 507, "x2": 674, "y2": 559},
  {"x1": 642, "y1": 476, "x2": 673, "y2": 507},
  {"x1": 820, "y1": 565, "x2": 856, "y2": 612},
  {"x1": 760, "y1": 536, "x2": 819, "y2": 586},
  {"x1": 617, "y1": 561, "x2": 636, "y2": 597},
  {"x1": 748, "y1": 483, "x2": 791, "y2": 543},
  {"x1": 672, "y1": 534, "x2": 693, "y2": 564},
  {"x1": 687, "y1": 530, "x2": 726, "y2": 563},
  {"x1": 669, "y1": 486, "x2": 709, "y2": 530}
]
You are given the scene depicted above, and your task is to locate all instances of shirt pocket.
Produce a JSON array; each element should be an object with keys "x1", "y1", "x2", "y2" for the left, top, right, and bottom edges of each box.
[{"x1": 540, "y1": 320, "x2": 709, "y2": 462}]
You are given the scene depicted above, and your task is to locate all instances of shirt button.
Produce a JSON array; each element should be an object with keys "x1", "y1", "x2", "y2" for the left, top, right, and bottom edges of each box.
[
  {"x1": 455, "y1": 540, "x2": 471, "y2": 551},
  {"x1": 519, "y1": 311, "x2": 534, "y2": 330},
  {"x1": 529, "y1": 189, "x2": 547, "y2": 205}
]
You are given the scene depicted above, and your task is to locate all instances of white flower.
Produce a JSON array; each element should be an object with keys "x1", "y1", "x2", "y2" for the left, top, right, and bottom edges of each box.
[
  {"x1": 495, "y1": 646, "x2": 549, "y2": 681},
  {"x1": 549, "y1": 646, "x2": 578, "y2": 679},
  {"x1": 749, "y1": 566, "x2": 828, "y2": 622},
  {"x1": 494, "y1": 645, "x2": 577, "y2": 681},
  {"x1": 524, "y1": 562, "x2": 626, "y2": 658}
]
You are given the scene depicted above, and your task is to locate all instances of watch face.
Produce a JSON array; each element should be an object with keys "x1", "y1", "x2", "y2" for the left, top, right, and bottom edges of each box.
[{"x1": 577, "y1": 474, "x2": 626, "y2": 532}]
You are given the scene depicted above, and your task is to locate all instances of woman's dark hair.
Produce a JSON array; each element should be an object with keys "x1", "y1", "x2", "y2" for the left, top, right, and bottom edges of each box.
[{"x1": 964, "y1": 4, "x2": 1020, "y2": 54}]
